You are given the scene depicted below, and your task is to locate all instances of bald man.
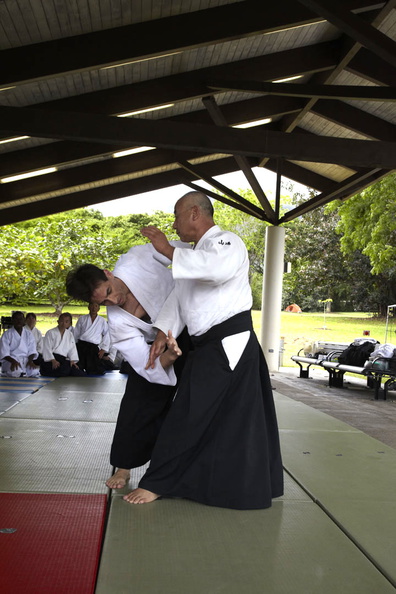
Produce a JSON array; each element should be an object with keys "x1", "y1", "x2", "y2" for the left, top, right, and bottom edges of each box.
[{"x1": 125, "y1": 191, "x2": 283, "y2": 510}]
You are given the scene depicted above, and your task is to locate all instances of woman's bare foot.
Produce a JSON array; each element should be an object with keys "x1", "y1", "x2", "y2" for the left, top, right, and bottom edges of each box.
[
  {"x1": 106, "y1": 468, "x2": 130, "y2": 489},
  {"x1": 123, "y1": 488, "x2": 160, "y2": 504}
]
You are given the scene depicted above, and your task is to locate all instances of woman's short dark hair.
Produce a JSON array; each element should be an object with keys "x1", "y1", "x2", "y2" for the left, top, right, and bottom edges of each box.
[{"x1": 66, "y1": 264, "x2": 107, "y2": 302}]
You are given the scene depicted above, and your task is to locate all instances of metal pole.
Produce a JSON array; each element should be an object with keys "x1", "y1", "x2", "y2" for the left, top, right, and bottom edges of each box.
[
  {"x1": 260, "y1": 225, "x2": 285, "y2": 371},
  {"x1": 384, "y1": 304, "x2": 396, "y2": 343}
]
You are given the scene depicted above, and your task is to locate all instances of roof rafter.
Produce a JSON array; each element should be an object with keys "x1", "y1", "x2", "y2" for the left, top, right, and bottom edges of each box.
[
  {"x1": 296, "y1": 0, "x2": 396, "y2": 68},
  {"x1": 201, "y1": 95, "x2": 274, "y2": 218},
  {"x1": 209, "y1": 80, "x2": 396, "y2": 101},
  {"x1": 177, "y1": 158, "x2": 270, "y2": 221},
  {"x1": 0, "y1": 156, "x2": 254, "y2": 225},
  {"x1": 1, "y1": 105, "x2": 396, "y2": 168},
  {"x1": 279, "y1": 167, "x2": 384, "y2": 222}
]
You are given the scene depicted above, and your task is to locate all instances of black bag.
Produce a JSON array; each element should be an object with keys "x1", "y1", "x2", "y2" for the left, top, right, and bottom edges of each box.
[{"x1": 338, "y1": 341, "x2": 376, "y2": 366}]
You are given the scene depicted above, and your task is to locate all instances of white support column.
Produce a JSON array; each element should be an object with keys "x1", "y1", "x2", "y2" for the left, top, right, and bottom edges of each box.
[{"x1": 260, "y1": 225, "x2": 285, "y2": 371}]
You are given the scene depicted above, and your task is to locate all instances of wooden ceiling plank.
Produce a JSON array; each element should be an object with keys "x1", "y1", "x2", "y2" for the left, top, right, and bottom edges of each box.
[
  {"x1": 1, "y1": 1, "x2": 380, "y2": 88},
  {"x1": 0, "y1": 0, "x2": 335, "y2": 87},
  {"x1": 296, "y1": 0, "x2": 396, "y2": 68},
  {"x1": 268, "y1": 0, "x2": 396, "y2": 147},
  {"x1": 264, "y1": 159, "x2": 336, "y2": 193},
  {"x1": 312, "y1": 99, "x2": 396, "y2": 141},
  {"x1": 0, "y1": 40, "x2": 338, "y2": 121}
]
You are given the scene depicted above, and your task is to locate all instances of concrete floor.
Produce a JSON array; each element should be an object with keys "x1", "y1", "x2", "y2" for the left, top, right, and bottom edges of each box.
[{"x1": 272, "y1": 367, "x2": 396, "y2": 449}]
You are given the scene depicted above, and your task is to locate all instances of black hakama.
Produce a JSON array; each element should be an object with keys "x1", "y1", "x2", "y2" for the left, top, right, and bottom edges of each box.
[
  {"x1": 110, "y1": 329, "x2": 191, "y2": 469},
  {"x1": 76, "y1": 339, "x2": 114, "y2": 374},
  {"x1": 110, "y1": 369, "x2": 175, "y2": 469},
  {"x1": 139, "y1": 311, "x2": 284, "y2": 510}
]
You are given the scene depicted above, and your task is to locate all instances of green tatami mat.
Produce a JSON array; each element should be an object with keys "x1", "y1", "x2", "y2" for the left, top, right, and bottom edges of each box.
[
  {"x1": 275, "y1": 394, "x2": 362, "y2": 433},
  {"x1": 0, "y1": 418, "x2": 114, "y2": 494},
  {"x1": 0, "y1": 392, "x2": 31, "y2": 414},
  {"x1": 275, "y1": 391, "x2": 396, "y2": 586},
  {"x1": 37, "y1": 374, "x2": 126, "y2": 394},
  {"x1": 110, "y1": 468, "x2": 308, "y2": 502},
  {"x1": 96, "y1": 497, "x2": 395, "y2": 594},
  {"x1": 3, "y1": 389, "x2": 123, "y2": 422},
  {"x1": 279, "y1": 429, "x2": 396, "y2": 502}
]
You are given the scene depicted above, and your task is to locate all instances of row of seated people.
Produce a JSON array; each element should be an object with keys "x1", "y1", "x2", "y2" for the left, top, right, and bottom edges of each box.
[{"x1": 0, "y1": 305, "x2": 118, "y2": 378}]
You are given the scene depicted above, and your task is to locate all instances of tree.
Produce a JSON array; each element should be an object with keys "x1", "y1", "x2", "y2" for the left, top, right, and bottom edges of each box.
[
  {"x1": 104, "y1": 211, "x2": 177, "y2": 254},
  {"x1": 0, "y1": 211, "x2": 119, "y2": 314},
  {"x1": 283, "y1": 204, "x2": 352, "y2": 310},
  {"x1": 334, "y1": 173, "x2": 396, "y2": 315}
]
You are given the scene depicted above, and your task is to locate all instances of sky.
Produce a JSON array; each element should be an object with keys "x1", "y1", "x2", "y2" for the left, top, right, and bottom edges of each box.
[{"x1": 89, "y1": 167, "x2": 308, "y2": 216}]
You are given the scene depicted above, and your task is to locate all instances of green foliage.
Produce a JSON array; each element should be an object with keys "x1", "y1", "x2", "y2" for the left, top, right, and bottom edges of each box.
[
  {"x1": 334, "y1": 173, "x2": 396, "y2": 314},
  {"x1": 336, "y1": 173, "x2": 396, "y2": 275},
  {"x1": 0, "y1": 207, "x2": 180, "y2": 314},
  {"x1": 283, "y1": 205, "x2": 349, "y2": 310},
  {"x1": 281, "y1": 188, "x2": 387, "y2": 313},
  {"x1": 104, "y1": 210, "x2": 177, "y2": 253},
  {"x1": 0, "y1": 211, "x2": 119, "y2": 314}
]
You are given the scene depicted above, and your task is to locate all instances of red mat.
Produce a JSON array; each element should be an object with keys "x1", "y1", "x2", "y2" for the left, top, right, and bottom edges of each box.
[{"x1": 0, "y1": 493, "x2": 107, "y2": 594}]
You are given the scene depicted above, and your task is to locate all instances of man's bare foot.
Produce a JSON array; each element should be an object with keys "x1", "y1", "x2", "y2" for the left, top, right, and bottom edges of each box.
[
  {"x1": 106, "y1": 468, "x2": 130, "y2": 489},
  {"x1": 123, "y1": 488, "x2": 160, "y2": 504}
]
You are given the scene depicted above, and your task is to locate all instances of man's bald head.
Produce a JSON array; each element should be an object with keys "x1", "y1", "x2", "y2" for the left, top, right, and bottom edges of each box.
[
  {"x1": 173, "y1": 191, "x2": 215, "y2": 244},
  {"x1": 177, "y1": 191, "x2": 214, "y2": 218}
]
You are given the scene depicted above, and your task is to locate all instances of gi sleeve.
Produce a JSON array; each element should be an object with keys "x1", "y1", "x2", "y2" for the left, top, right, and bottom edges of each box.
[
  {"x1": 25, "y1": 330, "x2": 38, "y2": 359},
  {"x1": 0, "y1": 332, "x2": 12, "y2": 360},
  {"x1": 111, "y1": 327, "x2": 177, "y2": 386},
  {"x1": 73, "y1": 318, "x2": 83, "y2": 342},
  {"x1": 153, "y1": 289, "x2": 184, "y2": 339},
  {"x1": 35, "y1": 329, "x2": 43, "y2": 354},
  {"x1": 99, "y1": 321, "x2": 111, "y2": 352},
  {"x1": 66, "y1": 334, "x2": 79, "y2": 362},
  {"x1": 42, "y1": 331, "x2": 56, "y2": 362}
]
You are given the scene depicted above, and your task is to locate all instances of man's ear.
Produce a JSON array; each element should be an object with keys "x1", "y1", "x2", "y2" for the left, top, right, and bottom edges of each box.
[
  {"x1": 191, "y1": 205, "x2": 199, "y2": 220},
  {"x1": 103, "y1": 269, "x2": 114, "y2": 280}
]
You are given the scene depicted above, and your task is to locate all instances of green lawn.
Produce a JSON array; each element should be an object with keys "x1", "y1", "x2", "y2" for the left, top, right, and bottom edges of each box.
[
  {"x1": 252, "y1": 310, "x2": 392, "y2": 367},
  {"x1": 0, "y1": 304, "x2": 92, "y2": 334},
  {"x1": 1, "y1": 305, "x2": 393, "y2": 368}
]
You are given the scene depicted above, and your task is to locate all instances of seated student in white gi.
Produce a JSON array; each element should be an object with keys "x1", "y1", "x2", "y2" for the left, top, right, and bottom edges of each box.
[
  {"x1": 125, "y1": 191, "x2": 284, "y2": 510},
  {"x1": 65, "y1": 243, "x2": 190, "y2": 490},
  {"x1": 0, "y1": 311, "x2": 40, "y2": 377},
  {"x1": 40, "y1": 312, "x2": 86, "y2": 377},
  {"x1": 25, "y1": 312, "x2": 44, "y2": 365},
  {"x1": 74, "y1": 302, "x2": 114, "y2": 374}
]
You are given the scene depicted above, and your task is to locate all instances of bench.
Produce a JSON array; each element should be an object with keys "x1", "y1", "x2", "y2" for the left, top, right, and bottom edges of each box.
[
  {"x1": 291, "y1": 341, "x2": 396, "y2": 400},
  {"x1": 0, "y1": 315, "x2": 13, "y2": 334}
]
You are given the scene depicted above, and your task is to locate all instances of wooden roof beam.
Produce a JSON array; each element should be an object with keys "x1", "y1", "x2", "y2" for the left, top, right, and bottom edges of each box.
[
  {"x1": 1, "y1": 105, "x2": 396, "y2": 168},
  {"x1": 296, "y1": 0, "x2": 396, "y2": 68}
]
